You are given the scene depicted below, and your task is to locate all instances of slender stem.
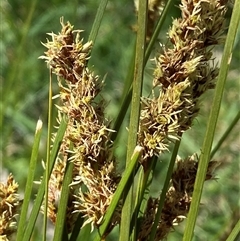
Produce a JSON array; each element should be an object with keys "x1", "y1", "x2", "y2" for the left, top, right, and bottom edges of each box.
[
  {"x1": 16, "y1": 120, "x2": 43, "y2": 241},
  {"x1": 134, "y1": 158, "x2": 156, "y2": 219},
  {"x1": 149, "y1": 140, "x2": 181, "y2": 241},
  {"x1": 225, "y1": 219, "x2": 240, "y2": 241},
  {"x1": 132, "y1": 157, "x2": 157, "y2": 241},
  {"x1": 69, "y1": 214, "x2": 84, "y2": 241},
  {"x1": 88, "y1": 0, "x2": 108, "y2": 43},
  {"x1": 23, "y1": 118, "x2": 68, "y2": 240},
  {"x1": 183, "y1": 0, "x2": 240, "y2": 239},
  {"x1": 53, "y1": 152, "x2": 74, "y2": 241},
  {"x1": 111, "y1": 87, "x2": 133, "y2": 142},
  {"x1": 121, "y1": 43, "x2": 136, "y2": 101},
  {"x1": 94, "y1": 146, "x2": 143, "y2": 241},
  {"x1": 119, "y1": 1, "x2": 148, "y2": 240},
  {"x1": 43, "y1": 70, "x2": 53, "y2": 241}
]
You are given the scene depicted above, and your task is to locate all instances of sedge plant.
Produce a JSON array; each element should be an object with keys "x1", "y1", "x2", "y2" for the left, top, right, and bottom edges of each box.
[{"x1": 1, "y1": 0, "x2": 240, "y2": 241}]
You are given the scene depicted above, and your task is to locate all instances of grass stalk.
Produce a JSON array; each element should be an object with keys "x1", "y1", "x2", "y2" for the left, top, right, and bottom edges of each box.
[
  {"x1": 132, "y1": 157, "x2": 157, "y2": 241},
  {"x1": 94, "y1": 146, "x2": 143, "y2": 241},
  {"x1": 144, "y1": 0, "x2": 176, "y2": 63},
  {"x1": 43, "y1": 71, "x2": 53, "y2": 241},
  {"x1": 53, "y1": 152, "x2": 74, "y2": 241},
  {"x1": 149, "y1": 140, "x2": 181, "y2": 241},
  {"x1": 23, "y1": 117, "x2": 68, "y2": 241},
  {"x1": 68, "y1": 215, "x2": 85, "y2": 241},
  {"x1": 225, "y1": 219, "x2": 240, "y2": 241},
  {"x1": 88, "y1": 0, "x2": 108, "y2": 43},
  {"x1": 119, "y1": 1, "x2": 148, "y2": 240},
  {"x1": 16, "y1": 119, "x2": 43, "y2": 241}
]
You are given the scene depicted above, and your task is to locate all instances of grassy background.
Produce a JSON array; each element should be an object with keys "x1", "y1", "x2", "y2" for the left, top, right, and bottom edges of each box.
[{"x1": 1, "y1": 0, "x2": 239, "y2": 240}]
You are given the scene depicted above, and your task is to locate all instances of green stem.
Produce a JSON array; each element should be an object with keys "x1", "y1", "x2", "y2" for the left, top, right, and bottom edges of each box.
[
  {"x1": 132, "y1": 157, "x2": 157, "y2": 240},
  {"x1": 42, "y1": 70, "x2": 53, "y2": 241},
  {"x1": 88, "y1": 0, "x2": 108, "y2": 43},
  {"x1": 149, "y1": 140, "x2": 181, "y2": 241},
  {"x1": 183, "y1": 0, "x2": 240, "y2": 239},
  {"x1": 53, "y1": 152, "x2": 74, "y2": 241},
  {"x1": 94, "y1": 146, "x2": 143, "y2": 241},
  {"x1": 16, "y1": 120, "x2": 43, "y2": 241},
  {"x1": 69, "y1": 214, "x2": 85, "y2": 241},
  {"x1": 119, "y1": 1, "x2": 148, "y2": 240},
  {"x1": 22, "y1": 118, "x2": 68, "y2": 241},
  {"x1": 225, "y1": 219, "x2": 240, "y2": 241}
]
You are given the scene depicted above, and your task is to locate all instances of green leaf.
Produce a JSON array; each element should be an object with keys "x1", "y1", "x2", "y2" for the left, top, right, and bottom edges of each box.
[
  {"x1": 94, "y1": 146, "x2": 143, "y2": 241},
  {"x1": 88, "y1": 0, "x2": 108, "y2": 44},
  {"x1": 22, "y1": 117, "x2": 68, "y2": 241},
  {"x1": 53, "y1": 155, "x2": 74, "y2": 241},
  {"x1": 68, "y1": 214, "x2": 85, "y2": 241},
  {"x1": 226, "y1": 219, "x2": 240, "y2": 241},
  {"x1": 149, "y1": 140, "x2": 181, "y2": 241},
  {"x1": 119, "y1": 1, "x2": 148, "y2": 240},
  {"x1": 16, "y1": 120, "x2": 43, "y2": 241}
]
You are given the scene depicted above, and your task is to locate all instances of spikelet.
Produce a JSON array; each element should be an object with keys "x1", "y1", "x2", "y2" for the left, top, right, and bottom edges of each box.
[
  {"x1": 137, "y1": 155, "x2": 219, "y2": 240},
  {"x1": 40, "y1": 18, "x2": 120, "y2": 232},
  {"x1": 138, "y1": 0, "x2": 227, "y2": 161},
  {"x1": 0, "y1": 174, "x2": 21, "y2": 241}
]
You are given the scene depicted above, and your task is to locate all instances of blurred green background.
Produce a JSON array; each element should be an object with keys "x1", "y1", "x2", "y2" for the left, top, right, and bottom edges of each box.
[{"x1": 1, "y1": 0, "x2": 239, "y2": 240}]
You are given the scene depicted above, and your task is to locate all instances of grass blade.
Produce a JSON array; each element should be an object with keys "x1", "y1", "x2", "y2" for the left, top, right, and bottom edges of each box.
[
  {"x1": 226, "y1": 219, "x2": 240, "y2": 241},
  {"x1": 94, "y1": 146, "x2": 143, "y2": 241},
  {"x1": 23, "y1": 117, "x2": 68, "y2": 241},
  {"x1": 149, "y1": 140, "x2": 181, "y2": 241},
  {"x1": 119, "y1": 1, "x2": 148, "y2": 240},
  {"x1": 132, "y1": 156, "x2": 157, "y2": 240},
  {"x1": 53, "y1": 158, "x2": 74, "y2": 241},
  {"x1": 43, "y1": 71, "x2": 53, "y2": 241},
  {"x1": 88, "y1": 0, "x2": 108, "y2": 43},
  {"x1": 68, "y1": 214, "x2": 85, "y2": 241},
  {"x1": 16, "y1": 119, "x2": 43, "y2": 241}
]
